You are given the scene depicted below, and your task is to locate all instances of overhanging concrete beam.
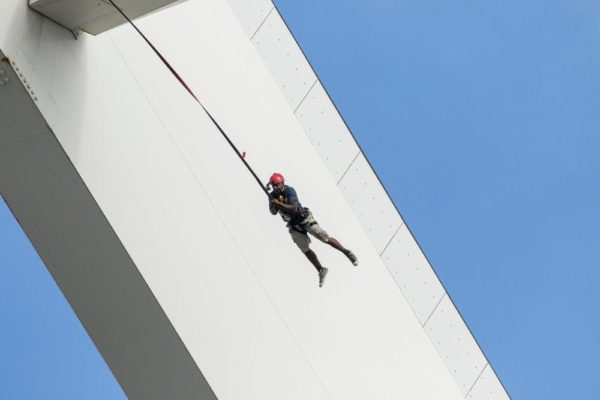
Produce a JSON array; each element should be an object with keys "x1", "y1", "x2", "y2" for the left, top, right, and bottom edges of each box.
[
  {"x1": 0, "y1": 51, "x2": 217, "y2": 400},
  {"x1": 28, "y1": 0, "x2": 180, "y2": 35}
]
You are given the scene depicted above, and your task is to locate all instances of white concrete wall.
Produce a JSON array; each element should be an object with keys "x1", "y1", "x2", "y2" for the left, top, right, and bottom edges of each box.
[
  {"x1": 225, "y1": 2, "x2": 511, "y2": 399},
  {"x1": 1, "y1": 0, "x2": 486, "y2": 399}
]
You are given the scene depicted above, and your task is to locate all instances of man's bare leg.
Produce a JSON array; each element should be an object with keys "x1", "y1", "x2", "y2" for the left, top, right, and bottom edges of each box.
[
  {"x1": 326, "y1": 237, "x2": 346, "y2": 253},
  {"x1": 304, "y1": 249, "x2": 323, "y2": 271},
  {"x1": 304, "y1": 249, "x2": 329, "y2": 287},
  {"x1": 327, "y1": 237, "x2": 359, "y2": 266}
]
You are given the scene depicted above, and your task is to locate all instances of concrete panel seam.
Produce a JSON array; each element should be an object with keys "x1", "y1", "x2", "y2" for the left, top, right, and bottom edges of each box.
[
  {"x1": 371, "y1": 221, "x2": 442, "y2": 335},
  {"x1": 0, "y1": 130, "x2": 45, "y2": 149},
  {"x1": 0, "y1": 136, "x2": 26, "y2": 148},
  {"x1": 23, "y1": 132, "x2": 53, "y2": 171},
  {"x1": 422, "y1": 292, "x2": 447, "y2": 328},
  {"x1": 249, "y1": 5, "x2": 275, "y2": 41},
  {"x1": 379, "y1": 223, "x2": 402, "y2": 256},
  {"x1": 292, "y1": 78, "x2": 317, "y2": 113},
  {"x1": 6, "y1": 13, "x2": 41, "y2": 57},
  {"x1": 108, "y1": 33, "x2": 176, "y2": 154},
  {"x1": 464, "y1": 362, "x2": 489, "y2": 398},
  {"x1": 108, "y1": 34, "x2": 333, "y2": 400},
  {"x1": 336, "y1": 150, "x2": 361, "y2": 185}
]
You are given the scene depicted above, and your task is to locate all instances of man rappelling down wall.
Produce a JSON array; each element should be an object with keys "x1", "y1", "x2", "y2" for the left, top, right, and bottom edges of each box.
[
  {"x1": 267, "y1": 173, "x2": 358, "y2": 287},
  {"x1": 106, "y1": 1, "x2": 358, "y2": 288}
]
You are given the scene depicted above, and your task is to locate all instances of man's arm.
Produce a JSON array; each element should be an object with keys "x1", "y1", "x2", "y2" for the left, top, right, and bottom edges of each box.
[
  {"x1": 272, "y1": 187, "x2": 300, "y2": 213},
  {"x1": 268, "y1": 193, "x2": 278, "y2": 215},
  {"x1": 271, "y1": 198, "x2": 298, "y2": 213}
]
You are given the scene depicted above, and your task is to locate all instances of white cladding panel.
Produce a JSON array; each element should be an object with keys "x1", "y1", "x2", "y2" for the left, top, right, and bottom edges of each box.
[
  {"x1": 295, "y1": 81, "x2": 361, "y2": 182},
  {"x1": 225, "y1": 0, "x2": 274, "y2": 38},
  {"x1": 382, "y1": 223, "x2": 446, "y2": 325},
  {"x1": 338, "y1": 152, "x2": 404, "y2": 254},
  {"x1": 0, "y1": 0, "x2": 467, "y2": 399},
  {"x1": 468, "y1": 364, "x2": 510, "y2": 400},
  {"x1": 425, "y1": 295, "x2": 488, "y2": 395},
  {"x1": 251, "y1": 8, "x2": 317, "y2": 109}
]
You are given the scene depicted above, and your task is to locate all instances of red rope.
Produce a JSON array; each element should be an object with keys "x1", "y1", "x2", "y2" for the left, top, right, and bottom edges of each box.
[{"x1": 107, "y1": 0, "x2": 269, "y2": 196}]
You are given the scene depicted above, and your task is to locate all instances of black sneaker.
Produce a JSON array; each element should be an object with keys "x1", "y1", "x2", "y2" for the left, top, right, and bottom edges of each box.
[
  {"x1": 344, "y1": 249, "x2": 358, "y2": 266},
  {"x1": 318, "y1": 267, "x2": 329, "y2": 288}
]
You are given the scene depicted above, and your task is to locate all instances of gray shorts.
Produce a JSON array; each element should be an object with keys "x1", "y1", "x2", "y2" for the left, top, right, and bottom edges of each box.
[{"x1": 289, "y1": 213, "x2": 331, "y2": 253}]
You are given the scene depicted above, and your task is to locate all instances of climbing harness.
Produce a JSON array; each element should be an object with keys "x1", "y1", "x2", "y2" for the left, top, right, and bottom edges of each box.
[{"x1": 289, "y1": 218, "x2": 318, "y2": 235}]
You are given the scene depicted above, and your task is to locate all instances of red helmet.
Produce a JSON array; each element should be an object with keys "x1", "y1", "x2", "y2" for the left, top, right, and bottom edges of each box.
[{"x1": 269, "y1": 173, "x2": 285, "y2": 185}]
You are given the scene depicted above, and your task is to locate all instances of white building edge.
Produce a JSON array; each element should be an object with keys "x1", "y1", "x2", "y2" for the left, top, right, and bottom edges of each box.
[{"x1": 0, "y1": 0, "x2": 510, "y2": 399}]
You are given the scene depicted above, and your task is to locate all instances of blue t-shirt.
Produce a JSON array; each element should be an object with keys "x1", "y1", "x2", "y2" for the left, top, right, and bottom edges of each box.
[{"x1": 269, "y1": 185, "x2": 309, "y2": 226}]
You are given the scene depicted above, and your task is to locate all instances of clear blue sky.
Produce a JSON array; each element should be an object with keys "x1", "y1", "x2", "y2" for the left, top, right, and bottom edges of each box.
[{"x1": 1, "y1": 1, "x2": 599, "y2": 398}]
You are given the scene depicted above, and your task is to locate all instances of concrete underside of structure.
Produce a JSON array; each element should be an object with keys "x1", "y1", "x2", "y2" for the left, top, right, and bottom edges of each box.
[{"x1": 0, "y1": 0, "x2": 509, "y2": 399}]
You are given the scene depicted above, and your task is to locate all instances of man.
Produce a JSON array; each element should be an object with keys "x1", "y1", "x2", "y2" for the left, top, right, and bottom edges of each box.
[{"x1": 267, "y1": 172, "x2": 358, "y2": 287}]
